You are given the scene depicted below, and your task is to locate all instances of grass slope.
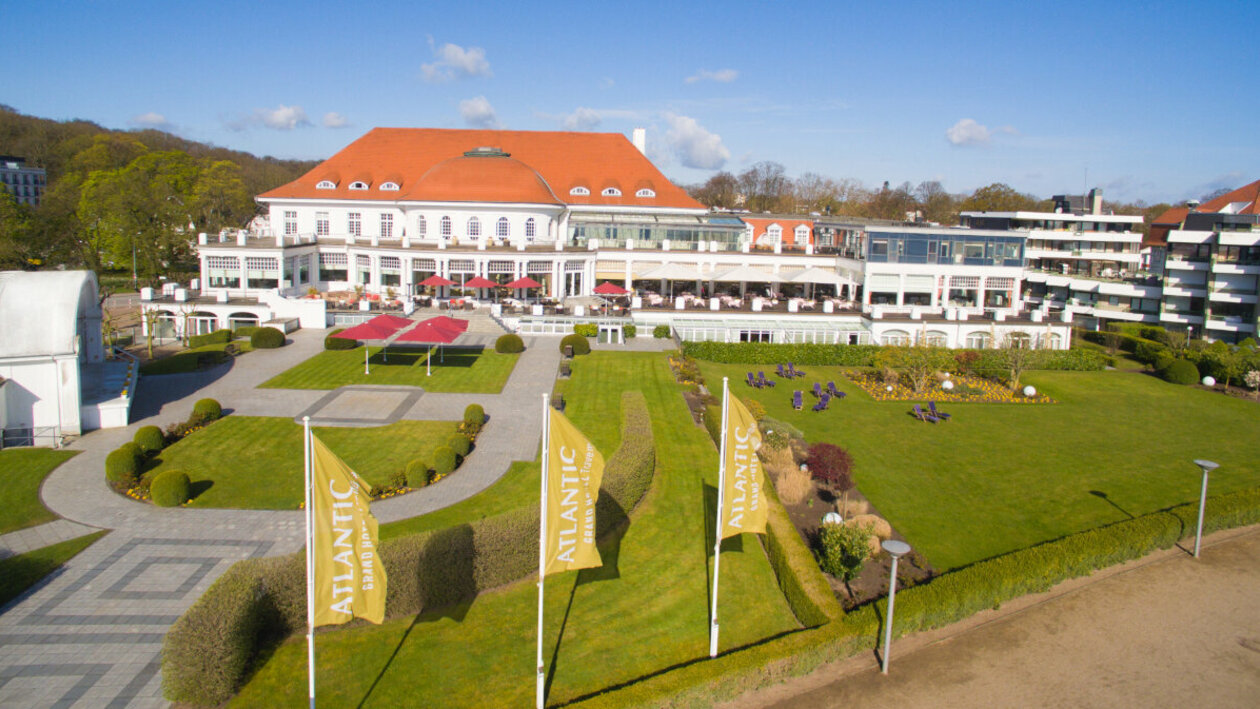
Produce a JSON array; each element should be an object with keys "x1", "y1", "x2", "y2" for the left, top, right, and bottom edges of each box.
[
  {"x1": 698, "y1": 362, "x2": 1260, "y2": 570},
  {"x1": 233, "y1": 352, "x2": 800, "y2": 707},
  {"x1": 145, "y1": 417, "x2": 459, "y2": 509},
  {"x1": 0, "y1": 448, "x2": 79, "y2": 534},
  {"x1": 0, "y1": 531, "x2": 107, "y2": 607},
  {"x1": 260, "y1": 345, "x2": 518, "y2": 392}
]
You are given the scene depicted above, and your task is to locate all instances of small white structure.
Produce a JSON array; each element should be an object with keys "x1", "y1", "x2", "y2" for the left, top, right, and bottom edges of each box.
[{"x1": 0, "y1": 271, "x2": 133, "y2": 446}]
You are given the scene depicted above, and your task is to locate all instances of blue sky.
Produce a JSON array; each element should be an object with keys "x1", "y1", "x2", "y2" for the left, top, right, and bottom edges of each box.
[{"x1": 5, "y1": 0, "x2": 1257, "y2": 204}]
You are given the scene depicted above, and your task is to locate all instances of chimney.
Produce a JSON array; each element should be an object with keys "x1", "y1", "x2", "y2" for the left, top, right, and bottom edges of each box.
[
  {"x1": 632, "y1": 128, "x2": 646, "y2": 155},
  {"x1": 1088, "y1": 187, "x2": 1103, "y2": 215}
]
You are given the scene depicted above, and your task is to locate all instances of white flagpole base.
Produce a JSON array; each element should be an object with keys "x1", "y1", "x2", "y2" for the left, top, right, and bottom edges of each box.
[
  {"x1": 536, "y1": 669, "x2": 546, "y2": 708},
  {"x1": 709, "y1": 621, "x2": 719, "y2": 658}
]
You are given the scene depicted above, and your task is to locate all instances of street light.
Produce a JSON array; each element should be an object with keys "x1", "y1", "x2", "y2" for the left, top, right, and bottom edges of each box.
[
  {"x1": 1192, "y1": 459, "x2": 1219, "y2": 558},
  {"x1": 880, "y1": 539, "x2": 911, "y2": 674}
]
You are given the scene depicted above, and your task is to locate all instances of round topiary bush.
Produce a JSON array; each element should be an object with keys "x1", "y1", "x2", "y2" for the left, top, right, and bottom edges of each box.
[
  {"x1": 250, "y1": 326, "x2": 285, "y2": 349},
  {"x1": 432, "y1": 446, "x2": 457, "y2": 475},
  {"x1": 117, "y1": 441, "x2": 143, "y2": 464},
  {"x1": 448, "y1": 434, "x2": 471, "y2": 458},
  {"x1": 405, "y1": 459, "x2": 431, "y2": 488},
  {"x1": 1163, "y1": 358, "x2": 1199, "y2": 385},
  {"x1": 495, "y1": 333, "x2": 525, "y2": 354},
  {"x1": 325, "y1": 328, "x2": 357, "y2": 350},
  {"x1": 463, "y1": 403, "x2": 485, "y2": 431},
  {"x1": 560, "y1": 333, "x2": 591, "y2": 356},
  {"x1": 653, "y1": 324, "x2": 672, "y2": 339},
  {"x1": 623, "y1": 324, "x2": 637, "y2": 339},
  {"x1": 133, "y1": 425, "x2": 165, "y2": 455},
  {"x1": 150, "y1": 469, "x2": 192, "y2": 507},
  {"x1": 105, "y1": 447, "x2": 140, "y2": 490},
  {"x1": 192, "y1": 398, "x2": 222, "y2": 421}
]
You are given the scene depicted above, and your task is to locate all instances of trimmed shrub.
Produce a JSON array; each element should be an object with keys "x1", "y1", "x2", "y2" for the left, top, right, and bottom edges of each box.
[
  {"x1": 118, "y1": 441, "x2": 143, "y2": 465},
  {"x1": 1162, "y1": 358, "x2": 1199, "y2": 385},
  {"x1": 817, "y1": 522, "x2": 869, "y2": 581},
  {"x1": 683, "y1": 341, "x2": 1107, "y2": 372},
  {"x1": 1134, "y1": 340, "x2": 1169, "y2": 367},
  {"x1": 324, "y1": 328, "x2": 357, "y2": 350},
  {"x1": 494, "y1": 333, "x2": 525, "y2": 354},
  {"x1": 151, "y1": 470, "x2": 192, "y2": 507},
  {"x1": 560, "y1": 333, "x2": 591, "y2": 355},
  {"x1": 250, "y1": 326, "x2": 285, "y2": 349},
  {"x1": 432, "y1": 446, "x2": 457, "y2": 475},
  {"x1": 463, "y1": 403, "x2": 485, "y2": 434},
  {"x1": 596, "y1": 391, "x2": 655, "y2": 528},
  {"x1": 188, "y1": 328, "x2": 231, "y2": 348},
  {"x1": 133, "y1": 425, "x2": 165, "y2": 455},
  {"x1": 232, "y1": 325, "x2": 260, "y2": 339},
  {"x1": 105, "y1": 447, "x2": 140, "y2": 490},
  {"x1": 573, "y1": 323, "x2": 598, "y2": 338},
  {"x1": 653, "y1": 324, "x2": 672, "y2": 338},
  {"x1": 448, "y1": 434, "x2": 471, "y2": 458},
  {"x1": 760, "y1": 416, "x2": 805, "y2": 443},
  {"x1": 193, "y1": 398, "x2": 222, "y2": 421},
  {"x1": 623, "y1": 324, "x2": 637, "y2": 339},
  {"x1": 405, "y1": 459, "x2": 431, "y2": 488}
]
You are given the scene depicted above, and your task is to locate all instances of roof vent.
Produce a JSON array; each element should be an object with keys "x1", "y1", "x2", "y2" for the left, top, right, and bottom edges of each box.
[
  {"x1": 465, "y1": 146, "x2": 510, "y2": 158},
  {"x1": 1186, "y1": 199, "x2": 1201, "y2": 211}
]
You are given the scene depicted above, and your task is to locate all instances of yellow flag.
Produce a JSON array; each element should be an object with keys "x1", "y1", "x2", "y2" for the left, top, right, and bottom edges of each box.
[
  {"x1": 544, "y1": 408, "x2": 605, "y2": 576},
  {"x1": 311, "y1": 433, "x2": 387, "y2": 626},
  {"x1": 721, "y1": 394, "x2": 766, "y2": 538}
]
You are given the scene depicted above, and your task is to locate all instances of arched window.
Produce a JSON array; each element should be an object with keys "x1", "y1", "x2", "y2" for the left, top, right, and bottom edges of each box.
[
  {"x1": 525, "y1": 217, "x2": 536, "y2": 241},
  {"x1": 602, "y1": 187, "x2": 622, "y2": 196},
  {"x1": 497, "y1": 217, "x2": 509, "y2": 239},
  {"x1": 570, "y1": 186, "x2": 589, "y2": 196},
  {"x1": 1045, "y1": 332, "x2": 1063, "y2": 349},
  {"x1": 767, "y1": 225, "x2": 783, "y2": 244},
  {"x1": 380, "y1": 181, "x2": 400, "y2": 191},
  {"x1": 417, "y1": 215, "x2": 427, "y2": 236},
  {"x1": 635, "y1": 188, "x2": 655, "y2": 198},
  {"x1": 468, "y1": 217, "x2": 481, "y2": 239},
  {"x1": 1006, "y1": 331, "x2": 1032, "y2": 349},
  {"x1": 924, "y1": 330, "x2": 948, "y2": 347},
  {"x1": 316, "y1": 180, "x2": 336, "y2": 189},
  {"x1": 440, "y1": 216, "x2": 452, "y2": 237},
  {"x1": 965, "y1": 332, "x2": 992, "y2": 349},
  {"x1": 882, "y1": 330, "x2": 910, "y2": 346},
  {"x1": 349, "y1": 181, "x2": 369, "y2": 191}
]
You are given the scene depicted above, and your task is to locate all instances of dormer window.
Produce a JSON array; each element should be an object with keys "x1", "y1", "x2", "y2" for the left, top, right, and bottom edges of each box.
[
  {"x1": 316, "y1": 180, "x2": 337, "y2": 190},
  {"x1": 635, "y1": 188, "x2": 655, "y2": 198},
  {"x1": 570, "y1": 186, "x2": 590, "y2": 196},
  {"x1": 349, "y1": 181, "x2": 369, "y2": 191},
  {"x1": 602, "y1": 187, "x2": 622, "y2": 197},
  {"x1": 380, "y1": 181, "x2": 400, "y2": 191}
]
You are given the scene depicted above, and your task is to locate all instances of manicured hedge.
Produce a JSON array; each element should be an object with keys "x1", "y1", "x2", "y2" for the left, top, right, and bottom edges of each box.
[
  {"x1": 448, "y1": 434, "x2": 471, "y2": 458},
  {"x1": 431, "y1": 446, "x2": 457, "y2": 475},
  {"x1": 163, "y1": 391, "x2": 656, "y2": 706},
  {"x1": 495, "y1": 333, "x2": 524, "y2": 353},
  {"x1": 653, "y1": 324, "x2": 672, "y2": 338},
  {"x1": 105, "y1": 447, "x2": 140, "y2": 490},
  {"x1": 1163, "y1": 358, "x2": 1199, "y2": 385},
  {"x1": 151, "y1": 470, "x2": 191, "y2": 507},
  {"x1": 133, "y1": 425, "x2": 165, "y2": 455},
  {"x1": 682, "y1": 342, "x2": 1107, "y2": 372},
  {"x1": 188, "y1": 328, "x2": 232, "y2": 348},
  {"x1": 759, "y1": 476, "x2": 839, "y2": 627},
  {"x1": 250, "y1": 327, "x2": 285, "y2": 349},
  {"x1": 623, "y1": 324, "x2": 637, "y2": 339},
  {"x1": 573, "y1": 323, "x2": 598, "y2": 338},
  {"x1": 324, "y1": 328, "x2": 357, "y2": 350},
  {"x1": 405, "y1": 459, "x2": 431, "y2": 488},
  {"x1": 560, "y1": 333, "x2": 591, "y2": 355},
  {"x1": 193, "y1": 398, "x2": 222, "y2": 421}
]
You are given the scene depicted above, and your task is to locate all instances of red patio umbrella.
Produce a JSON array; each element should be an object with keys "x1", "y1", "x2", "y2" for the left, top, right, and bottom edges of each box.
[
  {"x1": 504, "y1": 276, "x2": 541, "y2": 289},
  {"x1": 366, "y1": 313, "x2": 413, "y2": 330},
  {"x1": 593, "y1": 281, "x2": 631, "y2": 295},
  {"x1": 394, "y1": 320, "x2": 463, "y2": 376},
  {"x1": 421, "y1": 315, "x2": 470, "y2": 335},
  {"x1": 419, "y1": 275, "x2": 456, "y2": 287},
  {"x1": 331, "y1": 320, "x2": 408, "y2": 373},
  {"x1": 464, "y1": 276, "x2": 498, "y2": 289}
]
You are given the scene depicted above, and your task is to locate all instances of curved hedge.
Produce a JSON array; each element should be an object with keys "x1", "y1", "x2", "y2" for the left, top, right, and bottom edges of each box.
[
  {"x1": 163, "y1": 390, "x2": 657, "y2": 706},
  {"x1": 448, "y1": 434, "x2": 471, "y2": 458},
  {"x1": 133, "y1": 425, "x2": 165, "y2": 455},
  {"x1": 405, "y1": 459, "x2": 431, "y2": 488},
  {"x1": 682, "y1": 341, "x2": 1107, "y2": 372},
  {"x1": 250, "y1": 327, "x2": 285, "y2": 349},
  {"x1": 494, "y1": 333, "x2": 525, "y2": 354},
  {"x1": 324, "y1": 328, "x2": 357, "y2": 350},
  {"x1": 432, "y1": 446, "x2": 457, "y2": 475},
  {"x1": 188, "y1": 328, "x2": 232, "y2": 348},
  {"x1": 105, "y1": 447, "x2": 140, "y2": 490},
  {"x1": 193, "y1": 398, "x2": 222, "y2": 421},
  {"x1": 560, "y1": 333, "x2": 591, "y2": 356},
  {"x1": 151, "y1": 470, "x2": 192, "y2": 507}
]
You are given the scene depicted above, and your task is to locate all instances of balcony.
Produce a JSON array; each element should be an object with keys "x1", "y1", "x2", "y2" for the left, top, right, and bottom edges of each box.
[
  {"x1": 1204, "y1": 316, "x2": 1256, "y2": 333},
  {"x1": 1208, "y1": 290, "x2": 1259, "y2": 304},
  {"x1": 1165, "y1": 257, "x2": 1209, "y2": 271},
  {"x1": 1211, "y1": 261, "x2": 1260, "y2": 275},
  {"x1": 1159, "y1": 310, "x2": 1205, "y2": 326}
]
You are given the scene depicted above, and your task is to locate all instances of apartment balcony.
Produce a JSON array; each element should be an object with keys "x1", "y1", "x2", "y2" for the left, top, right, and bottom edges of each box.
[
  {"x1": 1208, "y1": 290, "x2": 1259, "y2": 305},
  {"x1": 1211, "y1": 261, "x2": 1260, "y2": 276},
  {"x1": 1162, "y1": 284, "x2": 1207, "y2": 298},
  {"x1": 1204, "y1": 316, "x2": 1257, "y2": 333},
  {"x1": 1165, "y1": 258, "x2": 1209, "y2": 272},
  {"x1": 1159, "y1": 310, "x2": 1205, "y2": 326}
]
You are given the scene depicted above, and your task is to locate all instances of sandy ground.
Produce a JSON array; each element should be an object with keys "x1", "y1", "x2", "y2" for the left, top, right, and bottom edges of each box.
[{"x1": 724, "y1": 527, "x2": 1260, "y2": 709}]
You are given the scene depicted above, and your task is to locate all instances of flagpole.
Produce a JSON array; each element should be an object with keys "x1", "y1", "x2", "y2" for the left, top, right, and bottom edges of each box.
[
  {"x1": 709, "y1": 377, "x2": 730, "y2": 658},
  {"x1": 536, "y1": 393, "x2": 550, "y2": 709},
  {"x1": 303, "y1": 416, "x2": 316, "y2": 709}
]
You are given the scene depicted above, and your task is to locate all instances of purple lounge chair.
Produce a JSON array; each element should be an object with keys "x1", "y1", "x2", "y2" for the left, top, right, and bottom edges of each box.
[
  {"x1": 813, "y1": 381, "x2": 823, "y2": 399},
  {"x1": 758, "y1": 371, "x2": 776, "y2": 387},
  {"x1": 929, "y1": 401, "x2": 950, "y2": 420},
  {"x1": 913, "y1": 404, "x2": 939, "y2": 423},
  {"x1": 777, "y1": 363, "x2": 788, "y2": 378},
  {"x1": 793, "y1": 390, "x2": 803, "y2": 410},
  {"x1": 746, "y1": 372, "x2": 757, "y2": 388}
]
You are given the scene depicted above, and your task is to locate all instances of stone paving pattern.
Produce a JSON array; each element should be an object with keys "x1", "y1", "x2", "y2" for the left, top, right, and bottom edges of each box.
[{"x1": 0, "y1": 317, "x2": 636, "y2": 707}]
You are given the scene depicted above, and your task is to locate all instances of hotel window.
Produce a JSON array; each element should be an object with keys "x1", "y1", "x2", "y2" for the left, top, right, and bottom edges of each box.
[
  {"x1": 636, "y1": 188, "x2": 655, "y2": 198},
  {"x1": 602, "y1": 187, "x2": 621, "y2": 196},
  {"x1": 468, "y1": 217, "x2": 481, "y2": 240},
  {"x1": 380, "y1": 213, "x2": 394, "y2": 239},
  {"x1": 316, "y1": 180, "x2": 336, "y2": 189},
  {"x1": 570, "y1": 186, "x2": 589, "y2": 196},
  {"x1": 380, "y1": 256, "x2": 401, "y2": 286},
  {"x1": 881, "y1": 330, "x2": 911, "y2": 346},
  {"x1": 349, "y1": 181, "x2": 369, "y2": 190},
  {"x1": 315, "y1": 212, "x2": 330, "y2": 237},
  {"x1": 284, "y1": 210, "x2": 297, "y2": 235},
  {"x1": 206, "y1": 256, "x2": 240, "y2": 288},
  {"x1": 245, "y1": 257, "x2": 280, "y2": 289},
  {"x1": 380, "y1": 181, "x2": 400, "y2": 191},
  {"x1": 497, "y1": 217, "x2": 509, "y2": 239},
  {"x1": 525, "y1": 218, "x2": 536, "y2": 241},
  {"x1": 356, "y1": 254, "x2": 372, "y2": 284},
  {"x1": 965, "y1": 332, "x2": 992, "y2": 349},
  {"x1": 417, "y1": 215, "x2": 427, "y2": 236},
  {"x1": 441, "y1": 216, "x2": 452, "y2": 237},
  {"x1": 767, "y1": 225, "x2": 782, "y2": 244},
  {"x1": 348, "y1": 212, "x2": 361, "y2": 237}
]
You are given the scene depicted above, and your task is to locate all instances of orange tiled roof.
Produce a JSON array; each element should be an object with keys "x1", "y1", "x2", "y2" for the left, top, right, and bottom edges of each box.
[
  {"x1": 1195, "y1": 178, "x2": 1260, "y2": 215},
  {"x1": 743, "y1": 217, "x2": 815, "y2": 245},
  {"x1": 1152, "y1": 206, "x2": 1189, "y2": 226},
  {"x1": 259, "y1": 128, "x2": 702, "y2": 210}
]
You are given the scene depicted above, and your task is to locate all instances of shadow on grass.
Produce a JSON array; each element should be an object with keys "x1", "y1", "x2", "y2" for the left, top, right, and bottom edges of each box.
[
  {"x1": 188, "y1": 479, "x2": 214, "y2": 501},
  {"x1": 701, "y1": 481, "x2": 744, "y2": 618},
  {"x1": 1089, "y1": 490, "x2": 1134, "y2": 519},
  {"x1": 369, "y1": 351, "x2": 423, "y2": 366},
  {"x1": 130, "y1": 358, "x2": 234, "y2": 419}
]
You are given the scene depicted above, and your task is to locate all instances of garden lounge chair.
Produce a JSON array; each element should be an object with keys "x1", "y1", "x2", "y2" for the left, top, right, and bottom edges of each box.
[
  {"x1": 793, "y1": 390, "x2": 803, "y2": 410},
  {"x1": 788, "y1": 362, "x2": 805, "y2": 377},
  {"x1": 758, "y1": 371, "x2": 775, "y2": 387},
  {"x1": 747, "y1": 372, "x2": 757, "y2": 388},
  {"x1": 812, "y1": 393, "x2": 830, "y2": 412},
  {"x1": 827, "y1": 381, "x2": 839, "y2": 397},
  {"x1": 813, "y1": 381, "x2": 823, "y2": 398},
  {"x1": 912, "y1": 404, "x2": 939, "y2": 423},
  {"x1": 777, "y1": 363, "x2": 788, "y2": 378},
  {"x1": 929, "y1": 401, "x2": 951, "y2": 420}
]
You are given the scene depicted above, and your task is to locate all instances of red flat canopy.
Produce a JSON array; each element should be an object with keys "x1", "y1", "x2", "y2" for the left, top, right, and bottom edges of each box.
[
  {"x1": 366, "y1": 314, "x2": 413, "y2": 330},
  {"x1": 504, "y1": 277, "x2": 542, "y2": 289},
  {"x1": 463, "y1": 276, "x2": 499, "y2": 289},
  {"x1": 419, "y1": 275, "x2": 457, "y2": 287},
  {"x1": 593, "y1": 281, "x2": 631, "y2": 295},
  {"x1": 331, "y1": 321, "x2": 398, "y2": 341},
  {"x1": 394, "y1": 321, "x2": 460, "y2": 344}
]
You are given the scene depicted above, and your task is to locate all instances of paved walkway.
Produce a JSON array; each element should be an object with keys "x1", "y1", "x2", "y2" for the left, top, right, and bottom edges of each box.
[
  {"x1": 0, "y1": 328, "x2": 561, "y2": 707},
  {"x1": 0, "y1": 520, "x2": 101, "y2": 559}
]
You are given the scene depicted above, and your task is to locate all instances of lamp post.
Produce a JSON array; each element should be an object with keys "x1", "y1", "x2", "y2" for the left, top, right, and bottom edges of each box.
[
  {"x1": 1192, "y1": 459, "x2": 1219, "y2": 558},
  {"x1": 880, "y1": 539, "x2": 911, "y2": 674}
]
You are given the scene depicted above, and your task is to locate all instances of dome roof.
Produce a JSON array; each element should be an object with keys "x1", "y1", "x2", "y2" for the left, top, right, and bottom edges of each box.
[
  {"x1": 0, "y1": 270, "x2": 100, "y2": 358},
  {"x1": 405, "y1": 152, "x2": 562, "y2": 205}
]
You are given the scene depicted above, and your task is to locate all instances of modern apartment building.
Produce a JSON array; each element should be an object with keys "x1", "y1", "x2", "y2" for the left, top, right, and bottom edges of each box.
[{"x1": 0, "y1": 156, "x2": 46, "y2": 207}]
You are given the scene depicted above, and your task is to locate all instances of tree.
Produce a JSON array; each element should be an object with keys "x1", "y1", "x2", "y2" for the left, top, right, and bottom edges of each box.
[
  {"x1": 997, "y1": 331, "x2": 1035, "y2": 391},
  {"x1": 738, "y1": 161, "x2": 791, "y2": 212},
  {"x1": 864, "y1": 180, "x2": 917, "y2": 221},
  {"x1": 873, "y1": 343, "x2": 953, "y2": 394},
  {"x1": 807, "y1": 442, "x2": 855, "y2": 513},
  {"x1": 0, "y1": 191, "x2": 36, "y2": 269},
  {"x1": 689, "y1": 171, "x2": 740, "y2": 209},
  {"x1": 817, "y1": 522, "x2": 869, "y2": 585},
  {"x1": 192, "y1": 160, "x2": 253, "y2": 232},
  {"x1": 960, "y1": 183, "x2": 1040, "y2": 213},
  {"x1": 915, "y1": 180, "x2": 960, "y2": 225}
]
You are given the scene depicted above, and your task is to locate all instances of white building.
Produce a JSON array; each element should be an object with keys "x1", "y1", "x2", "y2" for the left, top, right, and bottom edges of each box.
[
  {"x1": 0, "y1": 271, "x2": 134, "y2": 446},
  {"x1": 0, "y1": 155, "x2": 46, "y2": 207}
]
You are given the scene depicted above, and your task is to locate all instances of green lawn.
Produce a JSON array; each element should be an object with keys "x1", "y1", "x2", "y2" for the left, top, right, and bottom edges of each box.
[
  {"x1": 233, "y1": 352, "x2": 801, "y2": 707},
  {"x1": 0, "y1": 448, "x2": 79, "y2": 534},
  {"x1": 380, "y1": 460, "x2": 539, "y2": 540},
  {"x1": 0, "y1": 531, "x2": 107, "y2": 607},
  {"x1": 698, "y1": 362, "x2": 1260, "y2": 570},
  {"x1": 259, "y1": 345, "x2": 518, "y2": 392},
  {"x1": 139, "y1": 340, "x2": 255, "y2": 375},
  {"x1": 145, "y1": 417, "x2": 460, "y2": 509}
]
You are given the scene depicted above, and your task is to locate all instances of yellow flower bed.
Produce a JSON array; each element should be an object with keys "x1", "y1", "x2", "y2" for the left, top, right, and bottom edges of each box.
[{"x1": 847, "y1": 370, "x2": 1055, "y2": 404}]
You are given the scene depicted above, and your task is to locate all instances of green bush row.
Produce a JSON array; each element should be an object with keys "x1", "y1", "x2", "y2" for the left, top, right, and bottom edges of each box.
[
  {"x1": 573, "y1": 323, "x2": 598, "y2": 337},
  {"x1": 188, "y1": 328, "x2": 232, "y2": 348},
  {"x1": 682, "y1": 342, "x2": 1108, "y2": 372},
  {"x1": 250, "y1": 326, "x2": 285, "y2": 349},
  {"x1": 560, "y1": 333, "x2": 591, "y2": 355},
  {"x1": 163, "y1": 391, "x2": 656, "y2": 706},
  {"x1": 232, "y1": 325, "x2": 260, "y2": 339},
  {"x1": 759, "y1": 475, "x2": 839, "y2": 627},
  {"x1": 653, "y1": 324, "x2": 672, "y2": 338}
]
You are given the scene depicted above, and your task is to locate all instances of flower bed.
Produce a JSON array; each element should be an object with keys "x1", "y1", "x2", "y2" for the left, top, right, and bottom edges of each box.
[{"x1": 847, "y1": 370, "x2": 1054, "y2": 403}]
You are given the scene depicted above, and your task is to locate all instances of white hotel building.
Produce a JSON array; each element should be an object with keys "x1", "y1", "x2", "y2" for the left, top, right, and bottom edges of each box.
[{"x1": 170, "y1": 127, "x2": 1072, "y2": 349}]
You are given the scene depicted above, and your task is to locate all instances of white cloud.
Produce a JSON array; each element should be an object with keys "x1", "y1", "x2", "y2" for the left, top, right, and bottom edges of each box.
[
  {"x1": 562, "y1": 107, "x2": 602, "y2": 131},
  {"x1": 459, "y1": 96, "x2": 501, "y2": 129},
  {"x1": 322, "y1": 112, "x2": 350, "y2": 129},
  {"x1": 258, "y1": 104, "x2": 310, "y2": 130},
  {"x1": 946, "y1": 118, "x2": 1016, "y2": 147},
  {"x1": 130, "y1": 112, "x2": 172, "y2": 129},
  {"x1": 663, "y1": 112, "x2": 729, "y2": 170},
  {"x1": 685, "y1": 68, "x2": 739, "y2": 84},
  {"x1": 598, "y1": 77, "x2": 615, "y2": 89},
  {"x1": 422, "y1": 41, "x2": 492, "y2": 82}
]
